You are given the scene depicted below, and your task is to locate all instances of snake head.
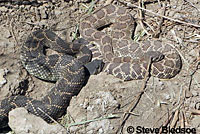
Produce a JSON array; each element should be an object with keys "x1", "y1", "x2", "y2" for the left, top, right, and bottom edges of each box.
[{"x1": 84, "y1": 59, "x2": 105, "y2": 75}]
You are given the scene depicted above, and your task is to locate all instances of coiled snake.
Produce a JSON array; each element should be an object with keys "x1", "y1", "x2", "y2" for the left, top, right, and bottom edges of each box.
[
  {"x1": 80, "y1": 4, "x2": 182, "y2": 81},
  {"x1": 0, "y1": 30, "x2": 103, "y2": 128},
  {"x1": 0, "y1": 4, "x2": 182, "y2": 128}
]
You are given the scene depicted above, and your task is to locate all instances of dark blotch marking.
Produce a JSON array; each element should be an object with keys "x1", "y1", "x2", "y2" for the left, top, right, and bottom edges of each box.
[
  {"x1": 56, "y1": 78, "x2": 79, "y2": 94},
  {"x1": 113, "y1": 57, "x2": 122, "y2": 63},
  {"x1": 95, "y1": 10, "x2": 105, "y2": 19},
  {"x1": 81, "y1": 22, "x2": 91, "y2": 30},
  {"x1": 59, "y1": 55, "x2": 72, "y2": 66},
  {"x1": 142, "y1": 62, "x2": 148, "y2": 69},
  {"x1": 86, "y1": 16, "x2": 97, "y2": 23},
  {"x1": 152, "y1": 67, "x2": 159, "y2": 75},
  {"x1": 124, "y1": 76, "x2": 132, "y2": 81},
  {"x1": 25, "y1": 37, "x2": 39, "y2": 49},
  {"x1": 164, "y1": 67, "x2": 172, "y2": 74},
  {"x1": 93, "y1": 31, "x2": 104, "y2": 40},
  {"x1": 118, "y1": 15, "x2": 131, "y2": 22},
  {"x1": 164, "y1": 60, "x2": 174, "y2": 68},
  {"x1": 137, "y1": 75, "x2": 143, "y2": 79},
  {"x1": 118, "y1": 40, "x2": 128, "y2": 48},
  {"x1": 175, "y1": 57, "x2": 182, "y2": 69},
  {"x1": 115, "y1": 73, "x2": 123, "y2": 79},
  {"x1": 44, "y1": 30, "x2": 57, "y2": 42},
  {"x1": 141, "y1": 41, "x2": 151, "y2": 51},
  {"x1": 78, "y1": 55, "x2": 91, "y2": 64},
  {"x1": 153, "y1": 40, "x2": 162, "y2": 50},
  {"x1": 132, "y1": 64, "x2": 142, "y2": 75},
  {"x1": 47, "y1": 54, "x2": 60, "y2": 67},
  {"x1": 105, "y1": 4, "x2": 116, "y2": 14},
  {"x1": 107, "y1": 63, "x2": 120, "y2": 74},
  {"x1": 85, "y1": 29, "x2": 95, "y2": 37},
  {"x1": 71, "y1": 43, "x2": 81, "y2": 52},
  {"x1": 102, "y1": 36, "x2": 112, "y2": 44},
  {"x1": 129, "y1": 42, "x2": 139, "y2": 52},
  {"x1": 165, "y1": 74, "x2": 172, "y2": 79},
  {"x1": 95, "y1": 20, "x2": 107, "y2": 28},
  {"x1": 117, "y1": 7, "x2": 126, "y2": 15},
  {"x1": 80, "y1": 46, "x2": 91, "y2": 55},
  {"x1": 157, "y1": 73, "x2": 165, "y2": 78},
  {"x1": 56, "y1": 38, "x2": 71, "y2": 52},
  {"x1": 113, "y1": 68, "x2": 120, "y2": 74},
  {"x1": 162, "y1": 45, "x2": 171, "y2": 53},
  {"x1": 30, "y1": 49, "x2": 40, "y2": 58},
  {"x1": 114, "y1": 23, "x2": 127, "y2": 30},
  {"x1": 112, "y1": 31, "x2": 125, "y2": 38},
  {"x1": 121, "y1": 63, "x2": 131, "y2": 75},
  {"x1": 93, "y1": 52, "x2": 101, "y2": 58},
  {"x1": 32, "y1": 29, "x2": 45, "y2": 39},
  {"x1": 103, "y1": 45, "x2": 112, "y2": 53},
  {"x1": 105, "y1": 53, "x2": 113, "y2": 61},
  {"x1": 153, "y1": 63, "x2": 164, "y2": 72},
  {"x1": 123, "y1": 57, "x2": 131, "y2": 62},
  {"x1": 167, "y1": 53, "x2": 177, "y2": 59}
]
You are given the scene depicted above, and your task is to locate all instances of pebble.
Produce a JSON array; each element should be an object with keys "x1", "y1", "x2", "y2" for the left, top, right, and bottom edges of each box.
[
  {"x1": 0, "y1": 68, "x2": 9, "y2": 88},
  {"x1": 40, "y1": 9, "x2": 48, "y2": 19},
  {"x1": 54, "y1": 9, "x2": 62, "y2": 16},
  {"x1": 188, "y1": 49, "x2": 198, "y2": 57},
  {"x1": 0, "y1": 7, "x2": 8, "y2": 12},
  {"x1": 191, "y1": 90, "x2": 199, "y2": 96}
]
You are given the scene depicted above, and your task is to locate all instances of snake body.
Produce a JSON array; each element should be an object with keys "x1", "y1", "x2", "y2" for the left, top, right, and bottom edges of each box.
[
  {"x1": 0, "y1": 4, "x2": 182, "y2": 128},
  {"x1": 80, "y1": 4, "x2": 182, "y2": 81},
  {"x1": 0, "y1": 30, "x2": 103, "y2": 128}
]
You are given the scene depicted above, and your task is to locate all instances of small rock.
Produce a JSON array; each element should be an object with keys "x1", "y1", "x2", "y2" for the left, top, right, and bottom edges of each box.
[
  {"x1": 54, "y1": 9, "x2": 62, "y2": 16},
  {"x1": 188, "y1": 49, "x2": 198, "y2": 57},
  {"x1": 40, "y1": 9, "x2": 48, "y2": 19},
  {"x1": 86, "y1": 119, "x2": 112, "y2": 134},
  {"x1": 34, "y1": 8, "x2": 41, "y2": 21},
  {"x1": 38, "y1": 6, "x2": 48, "y2": 19},
  {"x1": 0, "y1": 7, "x2": 8, "y2": 12},
  {"x1": 158, "y1": 81, "x2": 165, "y2": 90},
  {"x1": 190, "y1": 115, "x2": 200, "y2": 129},
  {"x1": 25, "y1": 5, "x2": 31, "y2": 10},
  {"x1": 0, "y1": 68, "x2": 8, "y2": 88},
  {"x1": 191, "y1": 91, "x2": 199, "y2": 96},
  {"x1": 38, "y1": 19, "x2": 48, "y2": 27},
  {"x1": 0, "y1": 27, "x2": 12, "y2": 39},
  {"x1": 195, "y1": 102, "x2": 200, "y2": 109},
  {"x1": 163, "y1": 93, "x2": 171, "y2": 100},
  {"x1": 9, "y1": 108, "x2": 68, "y2": 134}
]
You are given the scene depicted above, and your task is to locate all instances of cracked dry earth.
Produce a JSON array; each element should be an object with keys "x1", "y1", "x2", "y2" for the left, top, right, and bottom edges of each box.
[{"x1": 0, "y1": 0, "x2": 200, "y2": 134}]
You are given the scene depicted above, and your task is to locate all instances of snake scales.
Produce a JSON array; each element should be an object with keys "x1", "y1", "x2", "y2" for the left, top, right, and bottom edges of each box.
[
  {"x1": 0, "y1": 30, "x2": 103, "y2": 128},
  {"x1": 80, "y1": 4, "x2": 182, "y2": 81},
  {"x1": 0, "y1": 4, "x2": 182, "y2": 128}
]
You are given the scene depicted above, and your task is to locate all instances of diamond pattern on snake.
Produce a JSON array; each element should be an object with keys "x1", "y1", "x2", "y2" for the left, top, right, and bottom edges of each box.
[
  {"x1": 80, "y1": 4, "x2": 182, "y2": 81},
  {"x1": 0, "y1": 29, "x2": 104, "y2": 128}
]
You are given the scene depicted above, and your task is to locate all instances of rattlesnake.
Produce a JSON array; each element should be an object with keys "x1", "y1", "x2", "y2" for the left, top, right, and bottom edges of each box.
[
  {"x1": 80, "y1": 4, "x2": 182, "y2": 81},
  {"x1": 0, "y1": 4, "x2": 182, "y2": 129},
  {"x1": 0, "y1": 30, "x2": 103, "y2": 128}
]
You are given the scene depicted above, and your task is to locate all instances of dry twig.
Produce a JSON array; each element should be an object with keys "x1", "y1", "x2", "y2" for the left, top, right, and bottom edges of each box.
[
  {"x1": 116, "y1": 57, "x2": 153, "y2": 133},
  {"x1": 10, "y1": 18, "x2": 19, "y2": 52},
  {"x1": 170, "y1": 110, "x2": 179, "y2": 128},
  {"x1": 138, "y1": 0, "x2": 151, "y2": 36},
  {"x1": 117, "y1": 0, "x2": 200, "y2": 28},
  {"x1": 37, "y1": 107, "x2": 68, "y2": 131}
]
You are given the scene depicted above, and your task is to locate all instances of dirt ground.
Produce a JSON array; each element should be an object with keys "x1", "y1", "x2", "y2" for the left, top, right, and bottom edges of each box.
[{"x1": 0, "y1": 0, "x2": 199, "y2": 134}]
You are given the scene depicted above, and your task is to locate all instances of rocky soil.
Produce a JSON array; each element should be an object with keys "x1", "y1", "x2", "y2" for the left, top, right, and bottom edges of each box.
[{"x1": 0, "y1": 0, "x2": 199, "y2": 134}]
